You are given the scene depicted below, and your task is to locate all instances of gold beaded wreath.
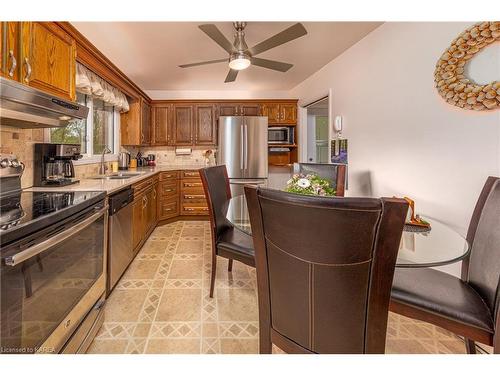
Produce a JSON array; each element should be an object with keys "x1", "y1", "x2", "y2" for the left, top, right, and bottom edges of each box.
[{"x1": 434, "y1": 21, "x2": 500, "y2": 111}]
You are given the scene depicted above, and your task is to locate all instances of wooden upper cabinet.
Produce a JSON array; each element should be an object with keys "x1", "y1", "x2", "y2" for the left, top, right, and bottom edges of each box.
[
  {"x1": 0, "y1": 22, "x2": 20, "y2": 81},
  {"x1": 261, "y1": 103, "x2": 280, "y2": 123},
  {"x1": 262, "y1": 101, "x2": 297, "y2": 125},
  {"x1": 218, "y1": 103, "x2": 239, "y2": 116},
  {"x1": 240, "y1": 103, "x2": 260, "y2": 116},
  {"x1": 121, "y1": 99, "x2": 151, "y2": 146},
  {"x1": 152, "y1": 104, "x2": 173, "y2": 146},
  {"x1": 141, "y1": 101, "x2": 151, "y2": 145},
  {"x1": 173, "y1": 104, "x2": 194, "y2": 146},
  {"x1": 281, "y1": 103, "x2": 297, "y2": 124},
  {"x1": 194, "y1": 104, "x2": 216, "y2": 146},
  {"x1": 22, "y1": 22, "x2": 76, "y2": 101},
  {"x1": 217, "y1": 102, "x2": 260, "y2": 117}
]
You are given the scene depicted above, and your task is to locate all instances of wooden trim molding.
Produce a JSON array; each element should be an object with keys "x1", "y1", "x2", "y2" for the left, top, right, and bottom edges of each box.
[
  {"x1": 152, "y1": 99, "x2": 299, "y2": 105},
  {"x1": 56, "y1": 22, "x2": 150, "y2": 102}
]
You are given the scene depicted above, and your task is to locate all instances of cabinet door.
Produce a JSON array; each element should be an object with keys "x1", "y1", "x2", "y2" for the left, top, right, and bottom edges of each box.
[
  {"x1": 281, "y1": 103, "x2": 297, "y2": 124},
  {"x1": 141, "y1": 101, "x2": 151, "y2": 145},
  {"x1": 151, "y1": 184, "x2": 158, "y2": 227},
  {"x1": 241, "y1": 104, "x2": 260, "y2": 116},
  {"x1": 22, "y1": 22, "x2": 76, "y2": 101},
  {"x1": 153, "y1": 105, "x2": 172, "y2": 145},
  {"x1": 120, "y1": 101, "x2": 141, "y2": 146},
  {"x1": 132, "y1": 197, "x2": 144, "y2": 250},
  {"x1": 261, "y1": 103, "x2": 280, "y2": 124},
  {"x1": 194, "y1": 104, "x2": 216, "y2": 146},
  {"x1": 218, "y1": 103, "x2": 240, "y2": 116},
  {"x1": 0, "y1": 22, "x2": 20, "y2": 81},
  {"x1": 173, "y1": 105, "x2": 194, "y2": 146}
]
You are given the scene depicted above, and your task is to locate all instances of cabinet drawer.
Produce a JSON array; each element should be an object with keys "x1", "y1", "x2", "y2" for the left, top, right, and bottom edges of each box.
[
  {"x1": 181, "y1": 203, "x2": 209, "y2": 215},
  {"x1": 160, "y1": 171, "x2": 179, "y2": 181},
  {"x1": 159, "y1": 199, "x2": 179, "y2": 219},
  {"x1": 181, "y1": 170, "x2": 200, "y2": 179},
  {"x1": 133, "y1": 177, "x2": 153, "y2": 197},
  {"x1": 159, "y1": 181, "x2": 179, "y2": 197},
  {"x1": 181, "y1": 192, "x2": 206, "y2": 201},
  {"x1": 181, "y1": 179, "x2": 203, "y2": 189}
]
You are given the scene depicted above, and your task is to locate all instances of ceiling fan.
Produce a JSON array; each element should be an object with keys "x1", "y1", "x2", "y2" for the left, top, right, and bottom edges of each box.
[{"x1": 179, "y1": 22, "x2": 307, "y2": 83}]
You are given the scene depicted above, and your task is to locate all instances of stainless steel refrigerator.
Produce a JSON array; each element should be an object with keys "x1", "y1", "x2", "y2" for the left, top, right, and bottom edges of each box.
[{"x1": 217, "y1": 116, "x2": 268, "y2": 197}]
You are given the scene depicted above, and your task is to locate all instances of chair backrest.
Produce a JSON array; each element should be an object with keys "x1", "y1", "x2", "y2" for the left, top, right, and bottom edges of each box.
[
  {"x1": 293, "y1": 162, "x2": 346, "y2": 196},
  {"x1": 245, "y1": 186, "x2": 408, "y2": 353},
  {"x1": 200, "y1": 165, "x2": 232, "y2": 240},
  {"x1": 464, "y1": 177, "x2": 500, "y2": 323}
]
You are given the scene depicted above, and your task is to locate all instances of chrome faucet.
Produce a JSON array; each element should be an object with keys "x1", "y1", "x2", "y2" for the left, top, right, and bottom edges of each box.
[{"x1": 99, "y1": 147, "x2": 112, "y2": 175}]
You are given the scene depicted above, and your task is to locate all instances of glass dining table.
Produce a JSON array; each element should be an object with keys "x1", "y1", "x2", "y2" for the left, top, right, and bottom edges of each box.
[{"x1": 225, "y1": 195, "x2": 470, "y2": 268}]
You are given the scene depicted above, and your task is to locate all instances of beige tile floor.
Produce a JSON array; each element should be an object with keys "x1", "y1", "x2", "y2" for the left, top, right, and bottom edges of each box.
[{"x1": 87, "y1": 220, "x2": 487, "y2": 354}]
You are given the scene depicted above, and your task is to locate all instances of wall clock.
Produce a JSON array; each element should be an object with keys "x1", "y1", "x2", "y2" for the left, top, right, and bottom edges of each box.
[{"x1": 434, "y1": 21, "x2": 500, "y2": 111}]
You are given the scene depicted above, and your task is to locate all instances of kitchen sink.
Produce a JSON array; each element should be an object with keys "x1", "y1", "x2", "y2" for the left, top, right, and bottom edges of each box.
[{"x1": 90, "y1": 172, "x2": 143, "y2": 180}]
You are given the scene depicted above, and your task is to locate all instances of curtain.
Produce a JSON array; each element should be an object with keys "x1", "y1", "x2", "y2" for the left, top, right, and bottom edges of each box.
[{"x1": 76, "y1": 63, "x2": 130, "y2": 112}]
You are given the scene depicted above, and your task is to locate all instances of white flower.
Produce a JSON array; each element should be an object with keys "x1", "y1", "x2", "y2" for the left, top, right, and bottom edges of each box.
[{"x1": 297, "y1": 178, "x2": 311, "y2": 188}]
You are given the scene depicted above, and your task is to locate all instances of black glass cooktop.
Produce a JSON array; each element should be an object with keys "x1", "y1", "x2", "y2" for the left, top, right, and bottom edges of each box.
[{"x1": 0, "y1": 190, "x2": 105, "y2": 246}]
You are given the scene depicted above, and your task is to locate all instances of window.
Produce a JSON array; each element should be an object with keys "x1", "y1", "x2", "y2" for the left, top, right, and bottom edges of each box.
[
  {"x1": 50, "y1": 93, "x2": 87, "y2": 153},
  {"x1": 92, "y1": 99, "x2": 114, "y2": 155},
  {"x1": 50, "y1": 93, "x2": 119, "y2": 159}
]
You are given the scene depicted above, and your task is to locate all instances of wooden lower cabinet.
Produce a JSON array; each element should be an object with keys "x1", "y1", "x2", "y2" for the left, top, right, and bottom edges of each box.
[
  {"x1": 132, "y1": 177, "x2": 158, "y2": 252},
  {"x1": 132, "y1": 170, "x2": 208, "y2": 252},
  {"x1": 132, "y1": 195, "x2": 145, "y2": 251},
  {"x1": 157, "y1": 173, "x2": 180, "y2": 220}
]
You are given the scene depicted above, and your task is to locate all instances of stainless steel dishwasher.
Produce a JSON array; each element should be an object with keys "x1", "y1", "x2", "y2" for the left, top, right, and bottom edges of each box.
[{"x1": 108, "y1": 187, "x2": 134, "y2": 293}]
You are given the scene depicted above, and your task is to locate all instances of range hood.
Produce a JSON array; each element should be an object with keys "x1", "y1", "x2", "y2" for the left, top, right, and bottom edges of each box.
[{"x1": 0, "y1": 77, "x2": 89, "y2": 128}]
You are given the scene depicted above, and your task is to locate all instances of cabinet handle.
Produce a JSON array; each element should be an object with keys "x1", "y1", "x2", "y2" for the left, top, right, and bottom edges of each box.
[
  {"x1": 184, "y1": 172, "x2": 198, "y2": 177},
  {"x1": 184, "y1": 183, "x2": 202, "y2": 187},
  {"x1": 24, "y1": 57, "x2": 32, "y2": 83},
  {"x1": 184, "y1": 194, "x2": 205, "y2": 199},
  {"x1": 185, "y1": 207, "x2": 208, "y2": 212},
  {"x1": 153, "y1": 189, "x2": 156, "y2": 199},
  {"x1": 8, "y1": 50, "x2": 16, "y2": 77},
  {"x1": 142, "y1": 196, "x2": 147, "y2": 209},
  {"x1": 164, "y1": 188, "x2": 173, "y2": 192}
]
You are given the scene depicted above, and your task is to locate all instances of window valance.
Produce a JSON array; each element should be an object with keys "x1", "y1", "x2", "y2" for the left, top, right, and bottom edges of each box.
[{"x1": 76, "y1": 63, "x2": 130, "y2": 112}]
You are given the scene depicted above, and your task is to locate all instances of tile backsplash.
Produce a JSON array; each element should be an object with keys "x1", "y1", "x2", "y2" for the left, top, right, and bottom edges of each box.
[
  {"x1": 0, "y1": 126, "x2": 109, "y2": 188},
  {"x1": 1, "y1": 126, "x2": 43, "y2": 189},
  {"x1": 0, "y1": 126, "x2": 216, "y2": 189},
  {"x1": 124, "y1": 146, "x2": 216, "y2": 166}
]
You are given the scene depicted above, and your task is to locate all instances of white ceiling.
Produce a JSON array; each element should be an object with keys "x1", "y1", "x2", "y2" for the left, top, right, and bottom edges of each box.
[{"x1": 72, "y1": 22, "x2": 382, "y2": 91}]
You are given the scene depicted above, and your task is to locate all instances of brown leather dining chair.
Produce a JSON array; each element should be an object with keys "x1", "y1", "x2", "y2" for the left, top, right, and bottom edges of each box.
[
  {"x1": 245, "y1": 186, "x2": 408, "y2": 353},
  {"x1": 200, "y1": 165, "x2": 255, "y2": 298},
  {"x1": 391, "y1": 176, "x2": 500, "y2": 354}
]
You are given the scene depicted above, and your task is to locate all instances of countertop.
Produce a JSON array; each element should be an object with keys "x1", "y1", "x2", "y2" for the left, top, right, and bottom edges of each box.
[{"x1": 26, "y1": 164, "x2": 207, "y2": 195}]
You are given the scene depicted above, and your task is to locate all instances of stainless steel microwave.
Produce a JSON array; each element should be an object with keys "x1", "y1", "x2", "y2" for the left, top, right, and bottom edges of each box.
[{"x1": 268, "y1": 126, "x2": 294, "y2": 144}]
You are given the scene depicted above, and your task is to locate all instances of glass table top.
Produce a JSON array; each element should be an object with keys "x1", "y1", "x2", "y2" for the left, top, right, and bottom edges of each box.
[{"x1": 225, "y1": 194, "x2": 470, "y2": 268}]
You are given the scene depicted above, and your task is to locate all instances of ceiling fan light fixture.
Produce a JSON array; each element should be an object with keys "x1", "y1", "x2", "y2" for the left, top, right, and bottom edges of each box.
[{"x1": 229, "y1": 52, "x2": 251, "y2": 70}]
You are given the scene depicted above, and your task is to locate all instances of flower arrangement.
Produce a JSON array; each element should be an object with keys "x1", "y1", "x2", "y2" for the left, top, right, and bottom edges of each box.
[
  {"x1": 203, "y1": 150, "x2": 214, "y2": 166},
  {"x1": 284, "y1": 173, "x2": 336, "y2": 197}
]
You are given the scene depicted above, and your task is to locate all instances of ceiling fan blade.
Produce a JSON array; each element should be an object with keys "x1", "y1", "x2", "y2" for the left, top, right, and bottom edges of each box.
[
  {"x1": 178, "y1": 58, "x2": 227, "y2": 68},
  {"x1": 250, "y1": 57, "x2": 293, "y2": 72},
  {"x1": 224, "y1": 69, "x2": 238, "y2": 83},
  {"x1": 248, "y1": 23, "x2": 307, "y2": 56},
  {"x1": 198, "y1": 24, "x2": 235, "y2": 54}
]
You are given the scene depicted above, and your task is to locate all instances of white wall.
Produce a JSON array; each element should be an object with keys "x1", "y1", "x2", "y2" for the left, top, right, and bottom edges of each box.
[{"x1": 290, "y1": 23, "x2": 500, "y2": 251}]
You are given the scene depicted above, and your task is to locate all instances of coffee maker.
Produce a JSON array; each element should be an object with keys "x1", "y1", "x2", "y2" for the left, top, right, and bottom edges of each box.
[{"x1": 34, "y1": 143, "x2": 83, "y2": 186}]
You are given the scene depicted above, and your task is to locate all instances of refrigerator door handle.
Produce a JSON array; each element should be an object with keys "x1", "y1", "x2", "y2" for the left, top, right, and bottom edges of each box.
[
  {"x1": 230, "y1": 180, "x2": 267, "y2": 185},
  {"x1": 240, "y1": 123, "x2": 244, "y2": 170},
  {"x1": 244, "y1": 123, "x2": 248, "y2": 170}
]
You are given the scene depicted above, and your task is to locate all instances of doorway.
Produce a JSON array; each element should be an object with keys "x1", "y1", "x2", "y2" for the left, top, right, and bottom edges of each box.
[{"x1": 306, "y1": 97, "x2": 329, "y2": 163}]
